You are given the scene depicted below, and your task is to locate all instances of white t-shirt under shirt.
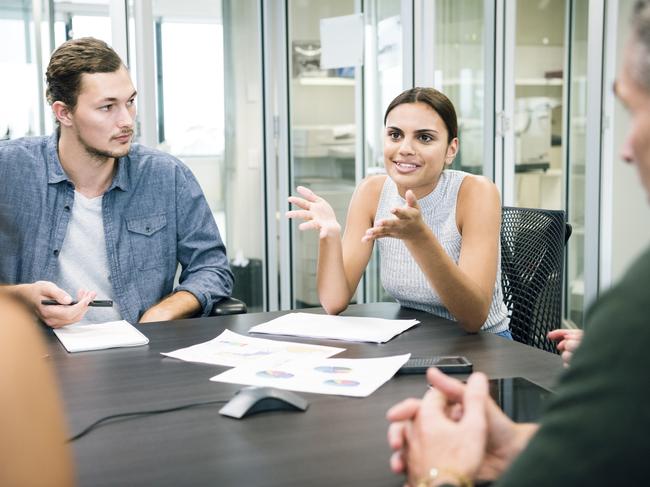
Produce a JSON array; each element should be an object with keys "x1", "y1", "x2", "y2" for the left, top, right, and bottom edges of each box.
[{"x1": 56, "y1": 191, "x2": 122, "y2": 324}]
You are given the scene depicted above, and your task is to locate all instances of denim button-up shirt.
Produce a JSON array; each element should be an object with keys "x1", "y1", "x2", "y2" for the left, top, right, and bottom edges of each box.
[{"x1": 0, "y1": 133, "x2": 233, "y2": 323}]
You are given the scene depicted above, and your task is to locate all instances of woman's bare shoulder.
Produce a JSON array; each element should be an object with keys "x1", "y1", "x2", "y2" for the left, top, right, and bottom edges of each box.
[
  {"x1": 458, "y1": 174, "x2": 500, "y2": 204},
  {"x1": 457, "y1": 174, "x2": 501, "y2": 228}
]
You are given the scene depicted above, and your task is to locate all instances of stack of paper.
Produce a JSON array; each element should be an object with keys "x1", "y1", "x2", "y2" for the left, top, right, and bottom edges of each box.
[
  {"x1": 161, "y1": 329, "x2": 344, "y2": 367},
  {"x1": 53, "y1": 320, "x2": 149, "y2": 353},
  {"x1": 211, "y1": 353, "x2": 411, "y2": 398},
  {"x1": 249, "y1": 312, "x2": 419, "y2": 343}
]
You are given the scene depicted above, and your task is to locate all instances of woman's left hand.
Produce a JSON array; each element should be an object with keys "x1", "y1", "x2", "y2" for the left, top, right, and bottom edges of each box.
[{"x1": 362, "y1": 189, "x2": 428, "y2": 243}]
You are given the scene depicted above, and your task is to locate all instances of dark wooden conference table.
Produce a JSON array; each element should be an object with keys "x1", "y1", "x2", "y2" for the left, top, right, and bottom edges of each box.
[{"x1": 46, "y1": 303, "x2": 563, "y2": 487}]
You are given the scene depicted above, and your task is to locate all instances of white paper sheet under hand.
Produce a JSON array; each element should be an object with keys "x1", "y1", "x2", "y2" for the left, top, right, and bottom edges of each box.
[
  {"x1": 249, "y1": 312, "x2": 419, "y2": 343},
  {"x1": 53, "y1": 320, "x2": 149, "y2": 353},
  {"x1": 161, "y1": 329, "x2": 344, "y2": 367},
  {"x1": 211, "y1": 353, "x2": 410, "y2": 398}
]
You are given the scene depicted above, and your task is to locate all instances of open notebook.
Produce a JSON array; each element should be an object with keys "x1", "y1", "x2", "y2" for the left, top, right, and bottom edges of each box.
[{"x1": 53, "y1": 320, "x2": 149, "y2": 353}]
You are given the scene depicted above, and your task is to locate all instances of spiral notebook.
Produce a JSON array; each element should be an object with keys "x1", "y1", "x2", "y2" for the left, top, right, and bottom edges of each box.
[{"x1": 53, "y1": 320, "x2": 149, "y2": 353}]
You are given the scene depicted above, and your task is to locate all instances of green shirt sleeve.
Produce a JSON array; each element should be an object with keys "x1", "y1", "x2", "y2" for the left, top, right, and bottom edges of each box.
[{"x1": 495, "y1": 248, "x2": 650, "y2": 487}]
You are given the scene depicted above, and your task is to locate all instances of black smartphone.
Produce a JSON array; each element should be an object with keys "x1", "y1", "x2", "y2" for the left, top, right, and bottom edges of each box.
[{"x1": 397, "y1": 356, "x2": 473, "y2": 375}]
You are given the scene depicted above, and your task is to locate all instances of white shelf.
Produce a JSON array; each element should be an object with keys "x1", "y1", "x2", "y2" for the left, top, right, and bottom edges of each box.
[
  {"x1": 545, "y1": 168, "x2": 563, "y2": 177},
  {"x1": 515, "y1": 78, "x2": 563, "y2": 86},
  {"x1": 437, "y1": 78, "x2": 562, "y2": 88},
  {"x1": 297, "y1": 77, "x2": 355, "y2": 86}
]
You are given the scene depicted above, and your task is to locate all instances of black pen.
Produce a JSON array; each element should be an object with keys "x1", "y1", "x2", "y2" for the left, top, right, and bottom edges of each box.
[{"x1": 41, "y1": 299, "x2": 113, "y2": 307}]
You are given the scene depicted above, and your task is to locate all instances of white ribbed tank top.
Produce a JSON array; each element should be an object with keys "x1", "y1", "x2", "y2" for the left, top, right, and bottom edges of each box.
[{"x1": 375, "y1": 170, "x2": 509, "y2": 333}]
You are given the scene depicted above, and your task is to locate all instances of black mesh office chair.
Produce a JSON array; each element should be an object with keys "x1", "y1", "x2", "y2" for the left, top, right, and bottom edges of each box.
[{"x1": 501, "y1": 207, "x2": 571, "y2": 353}]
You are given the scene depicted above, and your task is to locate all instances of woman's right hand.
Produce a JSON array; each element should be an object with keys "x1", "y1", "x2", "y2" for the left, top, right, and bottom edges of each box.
[{"x1": 287, "y1": 186, "x2": 341, "y2": 239}]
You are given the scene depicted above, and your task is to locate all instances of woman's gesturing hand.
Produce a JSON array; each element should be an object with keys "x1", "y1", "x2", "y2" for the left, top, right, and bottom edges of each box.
[
  {"x1": 362, "y1": 189, "x2": 428, "y2": 243},
  {"x1": 287, "y1": 186, "x2": 341, "y2": 239}
]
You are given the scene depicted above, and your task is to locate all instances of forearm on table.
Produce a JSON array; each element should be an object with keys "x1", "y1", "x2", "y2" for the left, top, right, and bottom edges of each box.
[
  {"x1": 140, "y1": 290, "x2": 201, "y2": 323},
  {"x1": 405, "y1": 232, "x2": 492, "y2": 332}
]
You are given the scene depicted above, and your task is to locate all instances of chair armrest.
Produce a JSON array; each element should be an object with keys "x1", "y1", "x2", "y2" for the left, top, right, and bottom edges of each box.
[
  {"x1": 564, "y1": 223, "x2": 573, "y2": 244},
  {"x1": 210, "y1": 297, "x2": 247, "y2": 316}
]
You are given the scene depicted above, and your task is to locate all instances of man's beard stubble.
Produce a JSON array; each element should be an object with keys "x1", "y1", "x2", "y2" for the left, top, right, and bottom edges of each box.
[{"x1": 76, "y1": 130, "x2": 132, "y2": 163}]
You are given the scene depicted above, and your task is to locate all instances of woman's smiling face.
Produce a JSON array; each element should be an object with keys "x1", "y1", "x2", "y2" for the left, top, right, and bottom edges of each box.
[{"x1": 383, "y1": 102, "x2": 458, "y2": 199}]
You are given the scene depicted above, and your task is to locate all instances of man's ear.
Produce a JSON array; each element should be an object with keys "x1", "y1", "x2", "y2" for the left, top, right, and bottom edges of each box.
[{"x1": 51, "y1": 101, "x2": 74, "y2": 128}]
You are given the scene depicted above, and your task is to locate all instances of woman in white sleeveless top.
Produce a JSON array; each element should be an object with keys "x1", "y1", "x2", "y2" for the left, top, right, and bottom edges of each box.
[{"x1": 287, "y1": 87, "x2": 510, "y2": 336}]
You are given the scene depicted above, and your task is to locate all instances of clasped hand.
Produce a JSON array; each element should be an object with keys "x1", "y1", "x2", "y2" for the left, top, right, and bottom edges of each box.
[
  {"x1": 387, "y1": 369, "x2": 521, "y2": 486},
  {"x1": 363, "y1": 189, "x2": 427, "y2": 243}
]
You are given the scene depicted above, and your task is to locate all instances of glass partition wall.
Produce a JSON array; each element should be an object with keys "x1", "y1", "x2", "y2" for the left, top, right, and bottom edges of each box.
[
  {"x1": 503, "y1": 0, "x2": 590, "y2": 327},
  {"x1": 432, "y1": 0, "x2": 489, "y2": 177},
  {"x1": 0, "y1": 0, "x2": 94, "y2": 141},
  {"x1": 0, "y1": 0, "x2": 42, "y2": 141},
  {"x1": 126, "y1": 0, "x2": 267, "y2": 311},
  {"x1": 363, "y1": 0, "x2": 405, "y2": 304},
  {"x1": 566, "y1": 0, "x2": 589, "y2": 326},
  {"x1": 288, "y1": 0, "x2": 358, "y2": 308},
  {"x1": 512, "y1": 0, "x2": 566, "y2": 211},
  {"x1": 1, "y1": 1, "x2": 612, "y2": 324}
]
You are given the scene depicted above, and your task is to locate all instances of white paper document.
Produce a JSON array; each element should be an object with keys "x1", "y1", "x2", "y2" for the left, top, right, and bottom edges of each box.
[
  {"x1": 161, "y1": 329, "x2": 345, "y2": 367},
  {"x1": 211, "y1": 353, "x2": 410, "y2": 398},
  {"x1": 249, "y1": 312, "x2": 419, "y2": 343},
  {"x1": 53, "y1": 320, "x2": 149, "y2": 353}
]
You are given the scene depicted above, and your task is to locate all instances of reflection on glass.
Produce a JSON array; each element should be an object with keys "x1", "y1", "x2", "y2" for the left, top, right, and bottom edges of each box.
[
  {"x1": 69, "y1": 15, "x2": 110, "y2": 41},
  {"x1": 289, "y1": 0, "x2": 357, "y2": 308},
  {"x1": 513, "y1": 0, "x2": 565, "y2": 210},
  {"x1": 157, "y1": 21, "x2": 224, "y2": 156},
  {"x1": 125, "y1": 1, "x2": 265, "y2": 311},
  {"x1": 53, "y1": 0, "x2": 111, "y2": 43},
  {"x1": 149, "y1": 0, "x2": 225, "y2": 247},
  {"x1": 153, "y1": 0, "x2": 265, "y2": 311},
  {"x1": 566, "y1": 0, "x2": 588, "y2": 326},
  {"x1": 0, "y1": 1, "x2": 38, "y2": 140},
  {"x1": 0, "y1": 0, "x2": 110, "y2": 141},
  {"x1": 433, "y1": 0, "x2": 485, "y2": 176}
]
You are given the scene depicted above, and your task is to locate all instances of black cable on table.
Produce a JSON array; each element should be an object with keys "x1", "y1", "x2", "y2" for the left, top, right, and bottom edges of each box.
[{"x1": 68, "y1": 398, "x2": 229, "y2": 442}]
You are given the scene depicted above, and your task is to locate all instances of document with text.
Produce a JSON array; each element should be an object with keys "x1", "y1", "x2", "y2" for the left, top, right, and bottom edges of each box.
[
  {"x1": 211, "y1": 353, "x2": 411, "y2": 398},
  {"x1": 248, "y1": 312, "x2": 419, "y2": 343},
  {"x1": 53, "y1": 320, "x2": 149, "y2": 353},
  {"x1": 161, "y1": 329, "x2": 345, "y2": 367}
]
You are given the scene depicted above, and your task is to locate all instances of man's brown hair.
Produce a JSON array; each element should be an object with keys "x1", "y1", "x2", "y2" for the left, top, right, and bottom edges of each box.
[{"x1": 46, "y1": 37, "x2": 124, "y2": 110}]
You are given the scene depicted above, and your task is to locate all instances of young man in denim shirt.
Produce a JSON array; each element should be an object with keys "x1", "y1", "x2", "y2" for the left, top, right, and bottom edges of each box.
[{"x1": 0, "y1": 37, "x2": 233, "y2": 327}]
